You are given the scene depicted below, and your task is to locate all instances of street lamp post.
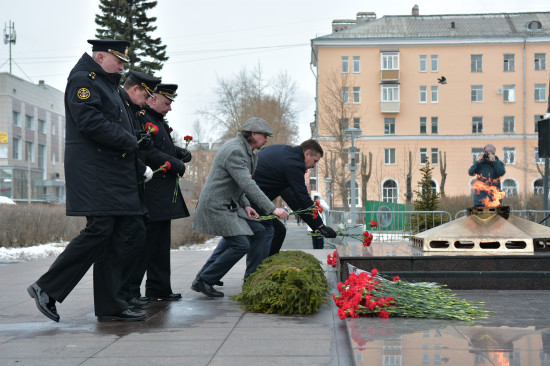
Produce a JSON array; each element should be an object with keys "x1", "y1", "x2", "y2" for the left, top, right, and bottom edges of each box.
[
  {"x1": 324, "y1": 177, "x2": 332, "y2": 209},
  {"x1": 343, "y1": 128, "x2": 362, "y2": 224}
]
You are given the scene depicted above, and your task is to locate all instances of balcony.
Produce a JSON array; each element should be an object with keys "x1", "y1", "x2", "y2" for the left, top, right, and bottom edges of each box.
[
  {"x1": 381, "y1": 69, "x2": 400, "y2": 81},
  {"x1": 381, "y1": 101, "x2": 400, "y2": 113}
]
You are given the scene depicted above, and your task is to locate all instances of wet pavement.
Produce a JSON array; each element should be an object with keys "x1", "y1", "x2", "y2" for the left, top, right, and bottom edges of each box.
[{"x1": 1, "y1": 220, "x2": 550, "y2": 365}]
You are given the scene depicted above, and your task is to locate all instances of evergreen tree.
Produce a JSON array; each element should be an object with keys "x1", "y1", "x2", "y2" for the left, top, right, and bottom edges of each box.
[
  {"x1": 411, "y1": 162, "x2": 446, "y2": 232},
  {"x1": 413, "y1": 161, "x2": 440, "y2": 212},
  {"x1": 95, "y1": 0, "x2": 168, "y2": 75}
]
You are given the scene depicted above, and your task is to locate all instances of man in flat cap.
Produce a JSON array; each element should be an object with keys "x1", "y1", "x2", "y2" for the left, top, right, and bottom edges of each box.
[
  {"x1": 27, "y1": 39, "x2": 148, "y2": 322},
  {"x1": 127, "y1": 83, "x2": 192, "y2": 303},
  {"x1": 192, "y1": 117, "x2": 289, "y2": 298}
]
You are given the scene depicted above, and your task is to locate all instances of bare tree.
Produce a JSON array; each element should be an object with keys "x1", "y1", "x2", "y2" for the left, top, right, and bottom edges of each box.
[
  {"x1": 360, "y1": 152, "x2": 372, "y2": 203},
  {"x1": 198, "y1": 64, "x2": 298, "y2": 145},
  {"x1": 439, "y1": 150, "x2": 447, "y2": 198},
  {"x1": 405, "y1": 151, "x2": 413, "y2": 204},
  {"x1": 317, "y1": 70, "x2": 360, "y2": 209}
]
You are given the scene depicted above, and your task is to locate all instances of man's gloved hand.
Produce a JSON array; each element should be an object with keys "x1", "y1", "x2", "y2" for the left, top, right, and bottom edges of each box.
[
  {"x1": 172, "y1": 160, "x2": 186, "y2": 176},
  {"x1": 136, "y1": 130, "x2": 152, "y2": 149},
  {"x1": 318, "y1": 225, "x2": 337, "y2": 238},
  {"x1": 176, "y1": 147, "x2": 192, "y2": 163},
  {"x1": 143, "y1": 166, "x2": 153, "y2": 182}
]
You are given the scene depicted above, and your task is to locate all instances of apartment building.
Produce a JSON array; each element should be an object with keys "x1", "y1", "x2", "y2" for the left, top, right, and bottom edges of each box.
[
  {"x1": 0, "y1": 73, "x2": 65, "y2": 203},
  {"x1": 311, "y1": 8, "x2": 550, "y2": 208}
]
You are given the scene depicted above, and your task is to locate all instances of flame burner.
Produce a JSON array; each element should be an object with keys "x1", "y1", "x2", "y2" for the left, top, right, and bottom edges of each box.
[{"x1": 413, "y1": 206, "x2": 550, "y2": 253}]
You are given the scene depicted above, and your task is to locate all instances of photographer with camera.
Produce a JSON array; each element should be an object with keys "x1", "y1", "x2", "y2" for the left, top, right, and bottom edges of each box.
[{"x1": 468, "y1": 144, "x2": 506, "y2": 206}]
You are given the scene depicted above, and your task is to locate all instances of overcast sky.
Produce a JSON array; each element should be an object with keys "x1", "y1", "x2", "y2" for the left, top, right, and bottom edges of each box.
[{"x1": 2, "y1": 0, "x2": 549, "y2": 142}]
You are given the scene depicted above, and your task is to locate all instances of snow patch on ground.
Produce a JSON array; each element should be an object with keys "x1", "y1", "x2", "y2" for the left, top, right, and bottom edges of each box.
[{"x1": 0, "y1": 237, "x2": 221, "y2": 262}]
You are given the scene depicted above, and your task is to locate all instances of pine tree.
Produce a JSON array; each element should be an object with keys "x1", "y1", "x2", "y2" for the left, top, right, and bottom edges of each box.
[
  {"x1": 414, "y1": 161, "x2": 440, "y2": 212},
  {"x1": 411, "y1": 162, "x2": 446, "y2": 232},
  {"x1": 95, "y1": 0, "x2": 168, "y2": 75}
]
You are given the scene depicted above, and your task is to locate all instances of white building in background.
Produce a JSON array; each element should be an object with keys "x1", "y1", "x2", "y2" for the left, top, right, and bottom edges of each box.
[{"x1": 0, "y1": 72, "x2": 65, "y2": 203}]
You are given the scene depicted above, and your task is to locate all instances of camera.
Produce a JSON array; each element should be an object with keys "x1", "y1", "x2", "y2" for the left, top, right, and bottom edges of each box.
[{"x1": 483, "y1": 152, "x2": 490, "y2": 160}]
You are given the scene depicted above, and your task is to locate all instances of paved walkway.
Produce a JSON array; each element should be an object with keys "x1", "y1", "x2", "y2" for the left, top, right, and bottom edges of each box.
[{"x1": 2, "y1": 221, "x2": 550, "y2": 365}]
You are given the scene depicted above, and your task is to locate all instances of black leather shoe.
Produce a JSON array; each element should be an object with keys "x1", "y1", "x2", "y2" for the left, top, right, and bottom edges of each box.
[
  {"x1": 138, "y1": 296, "x2": 149, "y2": 302},
  {"x1": 195, "y1": 271, "x2": 224, "y2": 287},
  {"x1": 191, "y1": 278, "x2": 224, "y2": 297},
  {"x1": 27, "y1": 283, "x2": 59, "y2": 322},
  {"x1": 148, "y1": 293, "x2": 182, "y2": 301},
  {"x1": 97, "y1": 309, "x2": 146, "y2": 322},
  {"x1": 128, "y1": 297, "x2": 148, "y2": 309}
]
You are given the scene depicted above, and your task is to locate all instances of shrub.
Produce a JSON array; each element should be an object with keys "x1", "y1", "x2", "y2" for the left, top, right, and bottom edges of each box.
[{"x1": 233, "y1": 251, "x2": 329, "y2": 315}]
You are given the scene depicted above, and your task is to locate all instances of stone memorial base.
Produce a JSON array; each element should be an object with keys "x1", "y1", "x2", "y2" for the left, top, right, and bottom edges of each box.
[{"x1": 336, "y1": 242, "x2": 550, "y2": 290}]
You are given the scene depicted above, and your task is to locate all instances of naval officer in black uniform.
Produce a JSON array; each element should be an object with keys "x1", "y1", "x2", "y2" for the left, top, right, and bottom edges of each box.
[
  {"x1": 27, "y1": 39, "x2": 151, "y2": 322},
  {"x1": 130, "y1": 83, "x2": 191, "y2": 302}
]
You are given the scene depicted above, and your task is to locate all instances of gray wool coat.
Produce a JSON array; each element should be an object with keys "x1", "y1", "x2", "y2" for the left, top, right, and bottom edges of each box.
[{"x1": 192, "y1": 134, "x2": 276, "y2": 236}]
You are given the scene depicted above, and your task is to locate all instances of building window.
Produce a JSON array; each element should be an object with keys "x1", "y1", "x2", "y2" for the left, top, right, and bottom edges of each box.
[
  {"x1": 12, "y1": 111, "x2": 20, "y2": 126},
  {"x1": 430, "y1": 55, "x2": 438, "y2": 72},
  {"x1": 353, "y1": 56, "x2": 360, "y2": 73},
  {"x1": 25, "y1": 141, "x2": 34, "y2": 163},
  {"x1": 535, "y1": 53, "x2": 547, "y2": 70},
  {"x1": 38, "y1": 144, "x2": 46, "y2": 170},
  {"x1": 341, "y1": 56, "x2": 349, "y2": 73},
  {"x1": 339, "y1": 118, "x2": 349, "y2": 131},
  {"x1": 535, "y1": 84, "x2": 546, "y2": 102},
  {"x1": 534, "y1": 178, "x2": 544, "y2": 194},
  {"x1": 12, "y1": 138, "x2": 21, "y2": 160},
  {"x1": 25, "y1": 115, "x2": 34, "y2": 130},
  {"x1": 471, "y1": 85, "x2": 483, "y2": 102},
  {"x1": 52, "y1": 152, "x2": 56, "y2": 165},
  {"x1": 353, "y1": 117, "x2": 360, "y2": 129},
  {"x1": 502, "y1": 179, "x2": 518, "y2": 197},
  {"x1": 52, "y1": 122, "x2": 57, "y2": 135},
  {"x1": 419, "y1": 86, "x2": 427, "y2": 103},
  {"x1": 353, "y1": 87, "x2": 361, "y2": 104},
  {"x1": 431, "y1": 148, "x2": 439, "y2": 165},
  {"x1": 346, "y1": 180, "x2": 361, "y2": 206},
  {"x1": 382, "y1": 85, "x2": 399, "y2": 102},
  {"x1": 382, "y1": 179, "x2": 398, "y2": 203},
  {"x1": 431, "y1": 117, "x2": 439, "y2": 134},
  {"x1": 503, "y1": 54, "x2": 515, "y2": 71},
  {"x1": 503, "y1": 147, "x2": 516, "y2": 164},
  {"x1": 535, "y1": 115, "x2": 545, "y2": 133},
  {"x1": 420, "y1": 148, "x2": 428, "y2": 164},
  {"x1": 341, "y1": 87, "x2": 349, "y2": 104},
  {"x1": 431, "y1": 86, "x2": 438, "y2": 103},
  {"x1": 503, "y1": 85, "x2": 515, "y2": 102},
  {"x1": 38, "y1": 119, "x2": 46, "y2": 134},
  {"x1": 384, "y1": 118, "x2": 395, "y2": 135},
  {"x1": 471, "y1": 54, "x2": 483, "y2": 72},
  {"x1": 420, "y1": 117, "x2": 427, "y2": 134},
  {"x1": 472, "y1": 117, "x2": 483, "y2": 134},
  {"x1": 384, "y1": 148, "x2": 396, "y2": 164},
  {"x1": 382, "y1": 53, "x2": 399, "y2": 70},
  {"x1": 472, "y1": 148, "x2": 483, "y2": 163},
  {"x1": 503, "y1": 116, "x2": 515, "y2": 133},
  {"x1": 419, "y1": 55, "x2": 427, "y2": 72},
  {"x1": 535, "y1": 147, "x2": 545, "y2": 164}
]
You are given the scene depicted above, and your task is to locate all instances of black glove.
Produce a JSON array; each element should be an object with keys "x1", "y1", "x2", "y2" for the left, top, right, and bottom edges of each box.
[
  {"x1": 122, "y1": 137, "x2": 139, "y2": 154},
  {"x1": 318, "y1": 225, "x2": 337, "y2": 238},
  {"x1": 176, "y1": 147, "x2": 192, "y2": 163},
  {"x1": 136, "y1": 130, "x2": 152, "y2": 149},
  {"x1": 172, "y1": 160, "x2": 186, "y2": 175}
]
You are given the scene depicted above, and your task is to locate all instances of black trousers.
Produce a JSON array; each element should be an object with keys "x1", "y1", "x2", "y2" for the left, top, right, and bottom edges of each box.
[
  {"x1": 268, "y1": 218, "x2": 287, "y2": 256},
  {"x1": 127, "y1": 220, "x2": 173, "y2": 298},
  {"x1": 36, "y1": 215, "x2": 145, "y2": 316}
]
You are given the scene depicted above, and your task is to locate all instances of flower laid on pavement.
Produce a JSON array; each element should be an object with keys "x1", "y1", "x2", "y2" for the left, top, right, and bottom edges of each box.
[
  {"x1": 184, "y1": 135, "x2": 193, "y2": 148},
  {"x1": 327, "y1": 250, "x2": 337, "y2": 268},
  {"x1": 334, "y1": 269, "x2": 490, "y2": 321}
]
